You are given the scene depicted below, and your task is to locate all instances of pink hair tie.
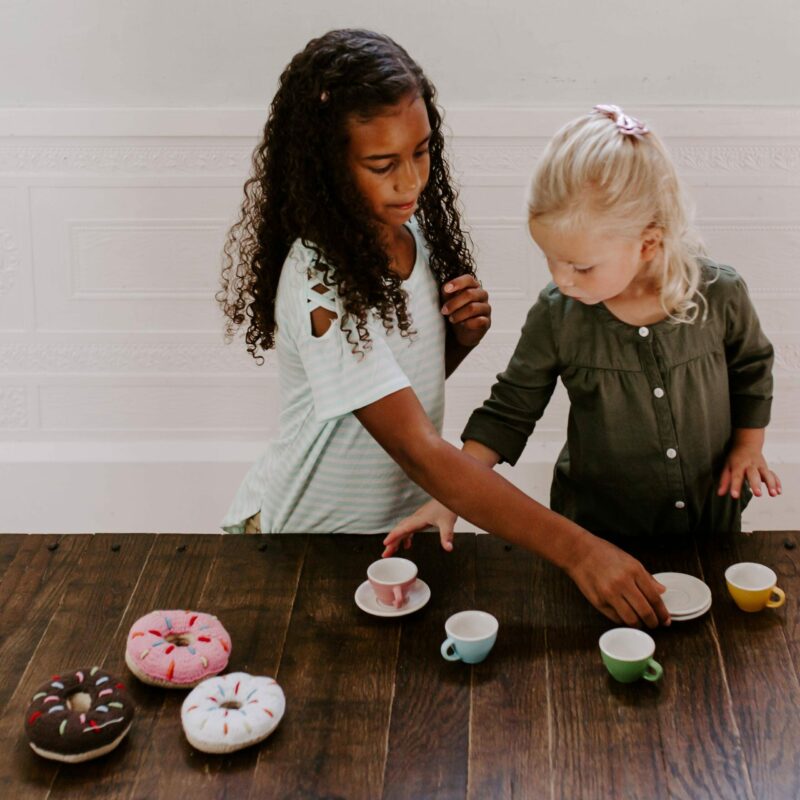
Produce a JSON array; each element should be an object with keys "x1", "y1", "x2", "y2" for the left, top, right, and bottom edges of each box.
[{"x1": 593, "y1": 104, "x2": 649, "y2": 138}]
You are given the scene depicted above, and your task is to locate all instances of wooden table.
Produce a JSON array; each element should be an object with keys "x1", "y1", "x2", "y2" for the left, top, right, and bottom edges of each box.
[{"x1": 0, "y1": 531, "x2": 798, "y2": 799}]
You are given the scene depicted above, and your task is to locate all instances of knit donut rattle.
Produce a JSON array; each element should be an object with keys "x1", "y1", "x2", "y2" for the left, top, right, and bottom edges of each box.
[
  {"x1": 125, "y1": 610, "x2": 231, "y2": 688},
  {"x1": 181, "y1": 672, "x2": 286, "y2": 753},
  {"x1": 24, "y1": 667, "x2": 134, "y2": 763}
]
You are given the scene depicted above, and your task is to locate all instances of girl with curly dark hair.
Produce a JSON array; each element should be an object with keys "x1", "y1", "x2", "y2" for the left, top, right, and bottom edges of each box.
[
  {"x1": 219, "y1": 30, "x2": 668, "y2": 628},
  {"x1": 219, "y1": 28, "x2": 490, "y2": 535}
]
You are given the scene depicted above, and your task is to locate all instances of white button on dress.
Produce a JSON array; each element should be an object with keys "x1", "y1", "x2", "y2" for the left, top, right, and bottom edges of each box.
[
  {"x1": 638, "y1": 326, "x2": 649, "y2": 337},
  {"x1": 653, "y1": 387, "x2": 665, "y2": 398},
  {"x1": 675, "y1": 501, "x2": 686, "y2": 509},
  {"x1": 666, "y1": 448, "x2": 677, "y2": 459}
]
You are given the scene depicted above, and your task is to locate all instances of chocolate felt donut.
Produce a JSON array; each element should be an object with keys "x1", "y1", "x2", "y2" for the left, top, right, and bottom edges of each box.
[{"x1": 24, "y1": 667, "x2": 134, "y2": 763}]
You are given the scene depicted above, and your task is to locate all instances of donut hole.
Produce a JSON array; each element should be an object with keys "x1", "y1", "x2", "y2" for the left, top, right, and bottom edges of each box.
[
  {"x1": 65, "y1": 691, "x2": 92, "y2": 713},
  {"x1": 164, "y1": 633, "x2": 192, "y2": 647},
  {"x1": 220, "y1": 701, "x2": 242, "y2": 710}
]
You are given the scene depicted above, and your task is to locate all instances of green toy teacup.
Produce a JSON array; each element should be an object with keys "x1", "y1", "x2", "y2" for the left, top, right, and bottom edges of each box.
[{"x1": 599, "y1": 628, "x2": 663, "y2": 684}]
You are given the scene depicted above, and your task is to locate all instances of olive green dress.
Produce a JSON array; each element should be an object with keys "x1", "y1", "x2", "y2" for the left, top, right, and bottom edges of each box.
[{"x1": 462, "y1": 262, "x2": 774, "y2": 538}]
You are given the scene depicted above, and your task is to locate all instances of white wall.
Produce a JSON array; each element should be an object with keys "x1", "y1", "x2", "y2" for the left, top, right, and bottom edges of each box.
[
  {"x1": 1, "y1": 3, "x2": 799, "y2": 532},
  {"x1": 2, "y1": 1, "x2": 799, "y2": 107}
]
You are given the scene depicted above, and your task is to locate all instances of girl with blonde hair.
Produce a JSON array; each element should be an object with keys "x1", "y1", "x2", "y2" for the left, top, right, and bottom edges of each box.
[{"x1": 387, "y1": 105, "x2": 780, "y2": 568}]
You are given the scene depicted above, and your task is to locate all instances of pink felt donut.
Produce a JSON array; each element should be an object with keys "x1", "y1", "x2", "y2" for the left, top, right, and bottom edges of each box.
[{"x1": 125, "y1": 610, "x2": 231, "y2": 688}]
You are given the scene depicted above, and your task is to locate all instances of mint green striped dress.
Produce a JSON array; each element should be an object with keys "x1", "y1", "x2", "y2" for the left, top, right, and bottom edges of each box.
[{"x1": 221, "y1": 219, "x2": 445, "y2": 533}]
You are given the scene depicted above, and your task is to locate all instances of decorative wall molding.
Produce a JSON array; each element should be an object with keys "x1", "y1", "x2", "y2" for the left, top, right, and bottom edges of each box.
[
  {"x1": 0, "y1": 387, "x2": 27, "y2": 428},
  {"x1": 2, "y1": 142, "x2": 800, "y2": 181},
  {"x1": 469, "y1": 218, "x2": 532, "y2": 297},
  {"x1": 0, "y1": 228, "x2": 19, "y2": 297},
  {"x1": 452, "y1": 144, "x2": 544, "y2": 176},
  {"x1": 0, "y1": 145, "x2": 253, "y2": 176},
  {"x1": 0, "y1": 342, "x2": 262, "y2": 373},
  {"x1": 455, "y1": 143, "x2": 800, "y2": 181},
  {"x1": 2, "y1": 444, "x2": 798, "y2": 533},
  {"x1": 3, "y1": 106, "x2": 800, "y2": 139},
  {"x1": 775, "y1": 345, "x2": 800, "y2": 372},
  {"x1": 672, "y1": 145, "x2": 800, "y2": 176},
  {"x1": 1, "y1": 106, "x2": 800, "y2": 179},
  {"x1": 3, "y1": 340, "x2": 800, "y2": 377},
  {"x1": 68, "y1": 219, "x2": 226, "y2": 298},
  {"x1": 698, "y1": 221, "x2": 800, "y2": 232}
]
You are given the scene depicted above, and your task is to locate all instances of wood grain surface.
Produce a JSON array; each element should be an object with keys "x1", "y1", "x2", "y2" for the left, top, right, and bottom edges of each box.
[{"x1": 0, "y1": 531, "x2": 797, "y2": 799}]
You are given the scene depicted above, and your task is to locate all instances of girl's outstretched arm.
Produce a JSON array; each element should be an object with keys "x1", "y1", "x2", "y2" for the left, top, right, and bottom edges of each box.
[
  {"x1": 355, "y1": 387, "x2": 671, "y2": 628},
  {"x1": 382, "y1": 439, "x2": 500, "y2": 556}
]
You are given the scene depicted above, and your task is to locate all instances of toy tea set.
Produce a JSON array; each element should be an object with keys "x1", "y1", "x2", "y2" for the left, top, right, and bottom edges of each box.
[
  {"x1": 355, "y1": 555, "x2": 787, "y2": 682},
  {"x1": 22, "y1": 556, "x2": 785, "y2": 763},
  {"x1": 356, "y1": 556, "x2": 499, "y2": 663},
  {"x1": 599, "y1": 562, "x2": 786, "y2": 684}
]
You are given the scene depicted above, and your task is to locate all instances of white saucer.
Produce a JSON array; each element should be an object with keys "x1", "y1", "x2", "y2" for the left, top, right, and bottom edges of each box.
[
  {"x1": 354, "y1": 579, "x2": 431, "y2": 618},
  {"x1": 653, "y1": 572, "x2": 712, "y2": 616},
  {"x1": 670, "y1": 595, "x2": 712, "y2": 622}
]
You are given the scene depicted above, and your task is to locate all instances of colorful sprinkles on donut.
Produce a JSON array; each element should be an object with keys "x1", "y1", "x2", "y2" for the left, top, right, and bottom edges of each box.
[
  {"x1": 125, "y1": 610, "x2": 232, "y2": 688},
  {"x1": 24, "y1": 667, "x2": 134, "y2": 763},
  {"x1": 181, "y1": 672, "x2": 286, "y2": 754}
]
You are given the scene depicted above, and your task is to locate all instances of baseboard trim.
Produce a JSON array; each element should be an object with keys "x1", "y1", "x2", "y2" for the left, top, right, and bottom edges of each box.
[{"x1": 1, "y1": 440, "x2": 797, "y2": 533}]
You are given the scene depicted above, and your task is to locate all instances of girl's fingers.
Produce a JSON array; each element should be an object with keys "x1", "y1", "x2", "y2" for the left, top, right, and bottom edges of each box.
[
  {"x1": 382, "y1": 531, "x2": 414, "y2": 557},
  {"x1": 589, "y1": 600, "x2": 624, "y2": 625},
  {"x1": 636, "y1": 576, "x2": 671, "y2": 627},
  {"x1": 455, "y1": 317, "x2": 491, "y2": 335},
  {"x1": 440, "y1": 524, "x2": 455, "y2": 552},
  {"x1": 717, "y1": 467, "x2": 731, "y2": 496},
  {"x1": 611, "y1": 597, "x2": 640, "y2": 628},
  {"x1": 443, "y1": 275, "x2": 480, "y2": 296},
  {"x1": 747, "y1": 465, "x2": 762, "y2": 497},
  {"x1": 383, "y1": 518, "x2": 422, "y2": 548},
  {"x1": 762, "y1": 467, "x2": 779, "y2": 497},
  {"x1": 729, "y1": 467, "x2": 746, "y2": 498},
  {"x1": 622, "y1": 588, "x2": 664, "y2": 629},
  {"x1": 441, "y1": 290, "x2": 489, "y2": 316},
  {"x1": 775, "y1": 472, "x2": 783, "y2": 494},
  {"x1": 600, "y1": 605, "x2": 624, "y2": 626},
  {"x1": 448, "y1": 302, "x2": 492, "y2": 325}
]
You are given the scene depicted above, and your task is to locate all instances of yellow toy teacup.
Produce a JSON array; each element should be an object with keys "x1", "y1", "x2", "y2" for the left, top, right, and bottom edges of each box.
[{"x1": 725, "y1": 562, "x2": 786, "y2": 612}]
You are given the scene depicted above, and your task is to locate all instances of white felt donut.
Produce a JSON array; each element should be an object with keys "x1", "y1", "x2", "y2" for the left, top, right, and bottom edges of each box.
[{"x1": 180, "y1": 672, "x2": 285, "y2": 754}]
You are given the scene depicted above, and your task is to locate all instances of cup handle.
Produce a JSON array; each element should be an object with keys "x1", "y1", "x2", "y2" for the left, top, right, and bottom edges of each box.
[
  {"x1": 643, "y1": 658, "x2": 663, "y2": 682},
  {"x1": 392, "y1": 586, "x2": 405, "y2": 608},
  {"x1": 441, "y1": 638, "x2": 461, "y2": 661},
  {"x1": 767, "y1": 586, "x2": 786, "y2": 609}
]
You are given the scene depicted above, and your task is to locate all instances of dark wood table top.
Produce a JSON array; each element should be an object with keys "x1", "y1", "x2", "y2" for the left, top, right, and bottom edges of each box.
[{"x1": 0, "y1": 531, "x2": 798, "y2": 799}]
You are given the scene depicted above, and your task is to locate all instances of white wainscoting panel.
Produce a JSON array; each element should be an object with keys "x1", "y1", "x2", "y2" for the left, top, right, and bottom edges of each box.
[{"x1": 0, "y1": 107, "x2": 798, "y2": 532}]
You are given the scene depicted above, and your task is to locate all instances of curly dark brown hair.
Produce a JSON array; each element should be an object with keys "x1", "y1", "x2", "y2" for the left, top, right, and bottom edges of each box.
[{"x1": 217, "y1": 28, "x2": 476, "y2": 361}]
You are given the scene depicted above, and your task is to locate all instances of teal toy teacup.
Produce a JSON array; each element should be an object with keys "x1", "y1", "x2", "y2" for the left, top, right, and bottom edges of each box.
[
  {"x1": 441, "y1": 610, "x2": 498, "y2": 664},
  {"x1": 599, "y1": 628, "x2": 663, "y2": 683}
]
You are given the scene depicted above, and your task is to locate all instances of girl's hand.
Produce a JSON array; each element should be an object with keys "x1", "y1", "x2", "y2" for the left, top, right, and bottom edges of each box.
[
  {"x1": 718, "y1": 429, "x2": 782, "y2": 499},
  {"x1": 382, "y1": 499, "x2": 458, "y2": 557},
  {"x1": 441, "y1": 275, "x2": 491, "y2": 348},
  {"x1": 566, "y1": 537, "x2": 671, "y2": 628}
]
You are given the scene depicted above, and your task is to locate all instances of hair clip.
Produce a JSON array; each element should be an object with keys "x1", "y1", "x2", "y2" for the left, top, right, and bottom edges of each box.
[{"x1": 593, "y1": 104, "x2": 649, "y2": 138}]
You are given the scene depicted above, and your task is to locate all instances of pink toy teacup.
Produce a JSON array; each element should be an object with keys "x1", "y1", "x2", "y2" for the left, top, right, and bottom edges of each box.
[{"x1": 367, "y1": 558, "x2": 418, "y2": 608}]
